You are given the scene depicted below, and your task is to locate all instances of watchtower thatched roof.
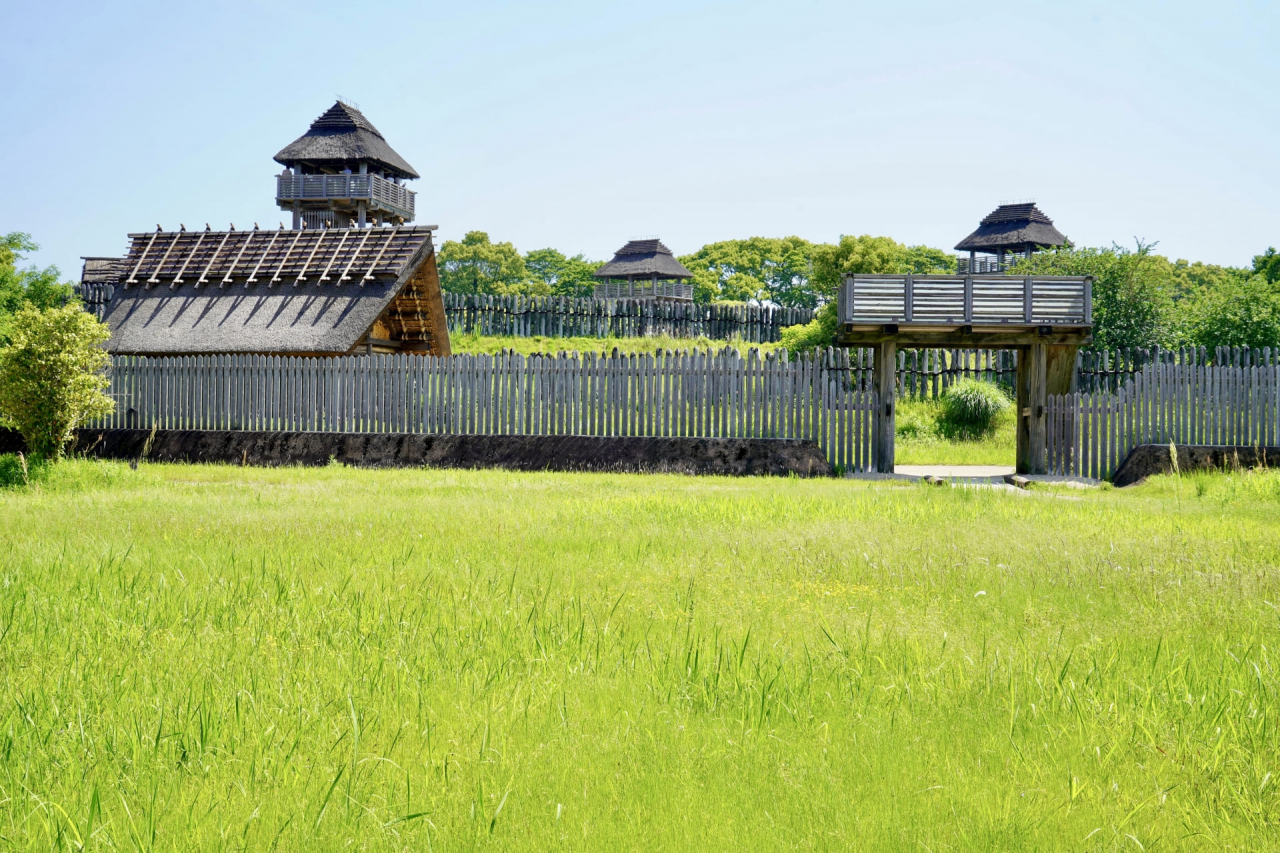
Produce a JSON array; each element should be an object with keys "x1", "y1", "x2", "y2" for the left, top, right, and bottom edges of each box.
[
  {"x1": 274, "y1": 101, "x2": 419, "y2": 180},
  {"x1": 593, "y1": 239, "x2": 693, "y2": 280},
  {"x1": 954, "y1": 203, "x2": 1067, "y2": 253},
  {"x1": 89, "y1": 225, "x2": 449, "y2": 356}
]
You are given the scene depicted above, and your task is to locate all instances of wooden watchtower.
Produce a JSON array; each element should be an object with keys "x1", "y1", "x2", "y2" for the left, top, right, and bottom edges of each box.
[
  {"x1": 593, "y1": 239, "x2": 695, "y2": 301},
  {"x1": 835, "y1": 273, "x2": 1092, "y2": 475},
  {"x1": 274, "y1": 101, "x2": 419, "y2": 230},
  {"x1": 955, "y1": 202, "x2": 1067, "y2": 274}
]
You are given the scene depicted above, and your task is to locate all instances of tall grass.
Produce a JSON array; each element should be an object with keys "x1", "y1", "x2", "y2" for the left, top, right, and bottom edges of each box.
[
  {"x1": 895, "y1": 398, "x2": 1017, "y2": 465},
  {"x1": 1, "y1": 461, "x2": 1278, "y2": 849}
]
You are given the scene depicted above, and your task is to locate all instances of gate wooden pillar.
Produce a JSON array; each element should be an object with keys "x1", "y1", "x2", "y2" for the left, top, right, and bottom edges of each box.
[
  {"x1": 1045, "y1": 345, "x2": 1079, "y2": 396},
  {"x1": 1016, "y1": 343, "x2": 1048, "y2": 474},
  {"x1": 873, "y1": 341, "x2": 897, "y2": 473}
]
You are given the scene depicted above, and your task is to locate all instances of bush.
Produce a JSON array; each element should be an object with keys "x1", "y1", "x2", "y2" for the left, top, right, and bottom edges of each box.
[
  {"x1": 0, "y1": 305, "x2": 114, "y2": 459},
  {"x1": 941, "y1": 379, "x2": 1010, "y2": 436},
  {"x1": 779, "y1": 302, "x2": 838, "y2": 352}
]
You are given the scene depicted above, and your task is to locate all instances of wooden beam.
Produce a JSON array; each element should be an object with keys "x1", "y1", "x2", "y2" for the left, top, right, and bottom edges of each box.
[
  {"x1": 837, "y1": 326, "x2": 1091, "y2": 348},
  {"x1": 873, "y1": 340, "x2": 896, "y2": 473},
  {"x1": 1045, "y1": 344, "x2": 1079, "y2": 396},
  {"x1": 1016, "y1": 343, "x2": 1048, "y2": 475}
]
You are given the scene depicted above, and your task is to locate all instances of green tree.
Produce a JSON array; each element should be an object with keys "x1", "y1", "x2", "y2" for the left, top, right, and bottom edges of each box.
[
  {"x1": 524, "y1": 248, "x2": 601, "y2": 298},
  {"x1": 1166, "y1": 258, "x2": 1250, "y2": 301},
  {"x1": 781, "y1": 235, "x2": 954, "y2": 351},
  {"x1": 1253, "y1": 247, "x2": 1280, "y2": 284},
  {"x1": 1013, "y1": 242, "x2": 1175, "y2": 350},
  {"x1": 678, "y1": 237, "x2": 816, "y2": 307},
  {"x1": 0, "y1": 233, "x2": 76, "y2": 342},
  {"x1": 901, "y1": 245, "x2": 957, "y2": 275},
  {"x1": 1181, "y1": 274, "x2": 1280, "y2": 350},
  {"x1": 438, "y1": 231, "x2": 529, "y2": 296},
  {"x1": 0, "y1": 305, "x2": 113, "y2": 460},
  {"x1": 808, "y1": 235, "x2": 951, "y2": 302}
]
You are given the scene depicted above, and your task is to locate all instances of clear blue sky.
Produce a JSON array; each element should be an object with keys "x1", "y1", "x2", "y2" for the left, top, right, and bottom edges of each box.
[{"x1": 3, "y1": 0, "x2": 1276, "y2": 279}]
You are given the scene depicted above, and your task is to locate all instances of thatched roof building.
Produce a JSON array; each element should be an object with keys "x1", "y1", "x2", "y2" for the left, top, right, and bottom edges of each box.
[
  {"x1": 594, "y1": 239, "x2": 693, "y2": 280},
  {"x1": 88, "y1": 225, "x2": 450, "y2": 356},
  {"x1": 593, "y1": 239, "x2": 694, "y2": 301},
  {"x1": 274, "y1": 101, "x2": 419, "y2": 179},
  {"x1": 955, "y1": 203, "x2": 1067, "y2": 254}
]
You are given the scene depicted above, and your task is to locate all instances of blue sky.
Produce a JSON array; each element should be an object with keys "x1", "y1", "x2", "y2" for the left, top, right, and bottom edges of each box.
[{"x1": 2, "y1": 0, "x2": 1276, "y2": 278}]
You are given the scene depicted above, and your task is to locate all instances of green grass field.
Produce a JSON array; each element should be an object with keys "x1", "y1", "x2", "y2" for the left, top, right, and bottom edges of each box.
[
  {"x1": 3, "y1": 461, "x2": 1279, "y2": 850},
  {"x1": 894, "y1": 399, "x2": 1017, "y2": 466}
]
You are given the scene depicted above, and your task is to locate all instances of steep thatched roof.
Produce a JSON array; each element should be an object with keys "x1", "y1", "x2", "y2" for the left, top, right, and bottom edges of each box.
[
  {"x1": 954, "y1": 203, "x2": 1067, "y2": 253},
  {"x1": 593, "y1": 239, "x2": 693, "y2": 280},
  {"x1": 92, "y1": 226, "x2": 437, "y2": 354},
  {"x1": 274, "y1": 102, "x2": 419, "y2": 179}
]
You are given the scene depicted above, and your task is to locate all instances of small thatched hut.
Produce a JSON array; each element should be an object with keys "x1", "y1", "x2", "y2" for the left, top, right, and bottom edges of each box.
[
  {"x1": 955, "y1": 203, "x2": 1067, "y2": 272},
  {"x1": 593, "y1": 239, "x2": 694, "y2": 301}
]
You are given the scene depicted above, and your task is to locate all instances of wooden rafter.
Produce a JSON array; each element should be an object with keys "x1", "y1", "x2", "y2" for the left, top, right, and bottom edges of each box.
[{"x1": 116, "y1": 226, "x2": 436, "y2": 290}]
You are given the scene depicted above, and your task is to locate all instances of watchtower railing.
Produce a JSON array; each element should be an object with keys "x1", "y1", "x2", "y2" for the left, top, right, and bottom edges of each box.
[
  {"x1": 956, "y1": 256, "x2": 1019, "y2": 274},
  {"x1": 838, "y1": 274, "x2": 1092, "y2": 326},
  {"x1": 594, "y1": 281, "x2": 695, "y2": 301},
  {"x1": 276, "y1": 173, "x2": 415, "y2": 219}
]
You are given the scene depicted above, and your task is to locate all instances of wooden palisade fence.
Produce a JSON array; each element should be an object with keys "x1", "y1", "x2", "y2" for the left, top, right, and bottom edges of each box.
[
  {"x1": 1047, "y1": 363, "x2": 1280, "y2": 479},
  {"x1": 442, "y1": 294, "x2": 814, "y2": 343},
  {"x1": 91, "y1": 349, "x2": 878, "y2": 473}
]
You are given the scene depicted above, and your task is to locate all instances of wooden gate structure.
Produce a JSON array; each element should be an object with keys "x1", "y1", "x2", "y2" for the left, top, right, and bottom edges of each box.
[{"x1": 836, "y1": 273, "x2": 1094, "y2": 474}]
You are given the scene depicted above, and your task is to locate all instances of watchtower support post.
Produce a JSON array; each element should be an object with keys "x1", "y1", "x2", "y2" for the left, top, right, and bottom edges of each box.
[
  {"x1": 873, "y1": 340, "x2": 896, "y2": 473},
  {"x1": 1016, "y1": 343, "x2": 1048, "y2": 475}
]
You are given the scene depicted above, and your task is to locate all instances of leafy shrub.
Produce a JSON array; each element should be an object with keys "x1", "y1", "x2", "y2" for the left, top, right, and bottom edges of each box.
[
  {"x1": 0, "y1": 305, "x2": 114, "y2": 459},
  {"x1": 779, "y1": 302, "x2": 837, "y2": 352},
  {"x1": 941, "y1": 379, "x2": 1010, "y2": 436}
]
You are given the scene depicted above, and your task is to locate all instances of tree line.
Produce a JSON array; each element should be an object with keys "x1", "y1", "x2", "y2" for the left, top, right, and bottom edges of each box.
[
  {"x1": 0, "y1": 229, "x2": 1276, "y2": 355},
  {"x1": 437, "y1": 231, "x2": 1280, "y2": 352},
  {"x1": 435, "y1": 231, "x2": 955, "y2": 309}
]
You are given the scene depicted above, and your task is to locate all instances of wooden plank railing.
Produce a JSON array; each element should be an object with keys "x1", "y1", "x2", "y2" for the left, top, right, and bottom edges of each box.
[
  {"x1": 88, "y1": 349, "x2": 878, "y2": 473},
  {"x1": 1047, "y1": 363, "x2": 1280, "y2": 479},
  {"x1": 275, "y1": 173, "x2": 415, "y2": 218},
  {"x1": 593, "y1": 281, "x2": 695, "y2": 301},
  {"x1": 838, "y1": 274, "x2": 1092, "y2": 326}
]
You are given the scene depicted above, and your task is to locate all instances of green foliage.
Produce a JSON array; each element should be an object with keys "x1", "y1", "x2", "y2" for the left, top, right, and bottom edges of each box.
[
  {"x1": 1254, "y1": 247, "x2": 1280, "y2": 284},
  {"x1": 810, "y1": 235, "x2": 904, "y2": 300},
  {"x1": 0, "y1": 305, "x2": 113, "y2": 459},
  {"x1": 901, "y1": 244, "x2": 958, "y2": 275},
  {"x1": 678, "y1": 237, "x2": 816, "y2": 307},
  {"x1": 438, "y1": 231, "x2": 530, "y2": 296},
  {"x1": 809, "y1": 235, "x2": 954, "y2": 302},
  {"x1": 778, "y1": 301, "x2": 838, "y2": 351},
  {"x1": 1181, "y1": 273, "x2": 1280, "y2": 350},
  {"x1": 1160, "y1": 257, "x2": 1250, "y2": 301},
  {"x1": 0, "y1": 452, "x2": 49, "y2": 488},
  {"x1": 893, "y1": 398, "x2": 1016, "y2": 465},
  {"x1": 1013, "y1": 241, "x2": 1176, "y2": 349},
  {"x1": 0, "y1": 233, "x2": 76, "y2": 343},
  {"x1": 941, "y1": 379, "x2": 1011, "y2": 437},
  {"x1": 524, "y1": 247, "x2": 602, "y2": 298}
]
